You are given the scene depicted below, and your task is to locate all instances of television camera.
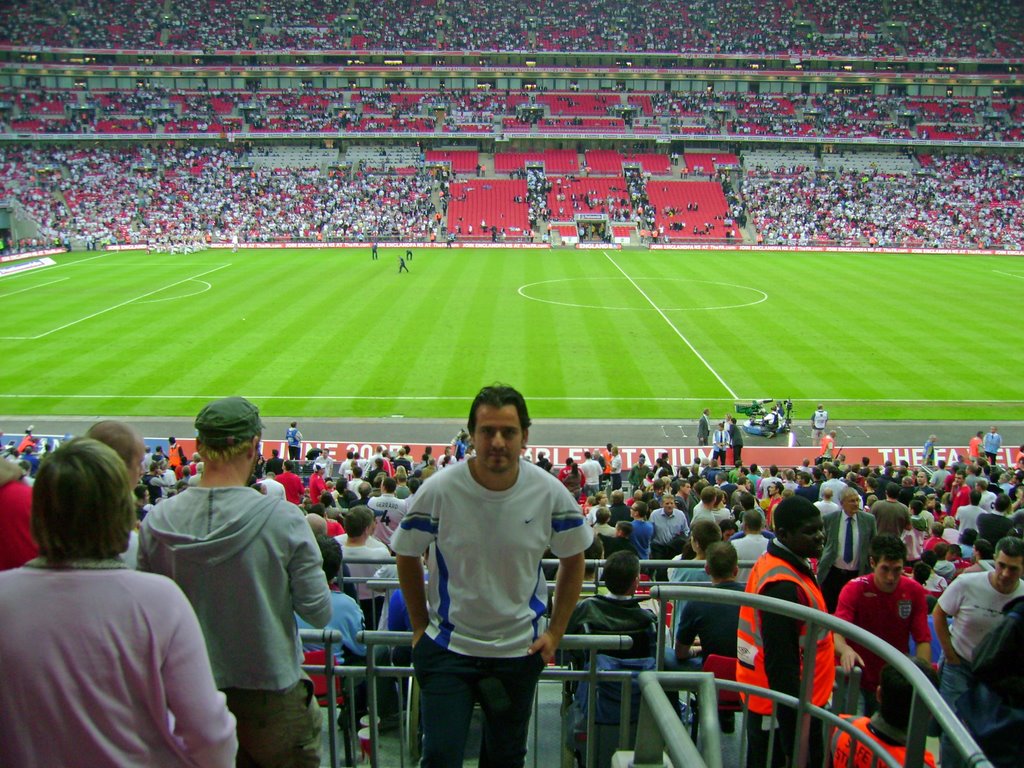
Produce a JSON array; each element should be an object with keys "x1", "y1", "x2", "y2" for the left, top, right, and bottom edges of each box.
[{"x1": 737, "y1": 398, "x2": 793, "y2": 438}]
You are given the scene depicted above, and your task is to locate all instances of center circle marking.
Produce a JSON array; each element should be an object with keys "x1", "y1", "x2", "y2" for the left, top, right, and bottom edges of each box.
[{"x1": 517, "y1": 277, "x2": 768, "y2": 311}]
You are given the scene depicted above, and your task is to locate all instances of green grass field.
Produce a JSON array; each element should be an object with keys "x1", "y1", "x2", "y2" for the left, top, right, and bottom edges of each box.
[{"x1": 0, "y1": 246, "x2": 1021, "y2": 421}]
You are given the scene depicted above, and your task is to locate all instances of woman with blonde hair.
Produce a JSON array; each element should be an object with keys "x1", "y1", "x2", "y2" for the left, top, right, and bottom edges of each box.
[{"x1": 394, "y1": 465, "x2": 411, "y2": 499}]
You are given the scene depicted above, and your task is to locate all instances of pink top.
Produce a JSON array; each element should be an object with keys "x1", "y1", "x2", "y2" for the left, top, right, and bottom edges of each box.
[{"x1": 0, "y1": 565, "x2": 237, "y2": 767}]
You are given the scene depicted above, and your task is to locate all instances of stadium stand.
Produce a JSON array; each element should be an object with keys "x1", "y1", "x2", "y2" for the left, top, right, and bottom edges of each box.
[
  {"x1": 685, "y1": 153, "x2": 741, "y2": 175},
  {"x1": 584, "y1": 150, "x2": 625, "y2": 175},
  {"x1": 494, "y1": 150, "x2": 580, "y2": 175},
  {"x1": 0, "y1": 0, "x2": 1022, "y2": 256},
  {"x1": 2, "y1": 85, "x2": 1024, "y2": 146},
  {"x1": 538, "y1": 93, "x2": 618, "y2": 116},
  {"x1": 446, "y1": 178, "x2": 531, "y2": 240},
  {"x1": 1, "y1": 0, "x2": 1022, "y2": 56},
  {"x1": 425, "y1": 150, "x2": 480, "y2": 175},
  {"x1": 624, "y1": 153, "x2": 673, "y2": 176},
  {"x1": 744, "y1": 153, "x2": 1024, "y2": 248},
  {"x1": 645, "y1": 181, "x2": 734, "y2": 241},
  {"x1": 0, "y1": 146, "x2": 440, "y2": 244},
  {"x1": 545, "y1": 176, "x2": 635, "y2": 222}
]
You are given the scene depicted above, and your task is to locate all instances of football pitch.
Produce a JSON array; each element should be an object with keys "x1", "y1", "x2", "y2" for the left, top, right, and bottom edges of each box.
[{"x1": 0, "y1": 246, "x2": 1021, "y2": 422}]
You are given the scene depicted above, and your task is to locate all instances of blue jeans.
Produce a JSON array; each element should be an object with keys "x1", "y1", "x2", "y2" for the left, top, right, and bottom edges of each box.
[
  {"x1": 413, "y1": 636, "x2": 545, "y2": 767},
  {"x1": 938, "y1": 659, "x2": 975, "y2": 768}
]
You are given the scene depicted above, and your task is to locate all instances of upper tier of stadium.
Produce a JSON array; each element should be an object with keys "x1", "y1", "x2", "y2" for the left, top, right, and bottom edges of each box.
[
  {"x1": 1, "y1": 87, "x2": 1022, "y2": 146},
  {"x1": 2, "y1": 0, "x2": 1023, "y2": 58}
]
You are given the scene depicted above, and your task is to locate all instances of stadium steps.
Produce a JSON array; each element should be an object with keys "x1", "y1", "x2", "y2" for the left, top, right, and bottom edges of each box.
[{"x1": 52, "y1": 189, "x2": 70, "y2": 212}]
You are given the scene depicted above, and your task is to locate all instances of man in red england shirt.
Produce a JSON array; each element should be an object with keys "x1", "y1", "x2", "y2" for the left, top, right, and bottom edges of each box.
[
  {"x1": 276, "y1": 459, "x2": 305, "y2": 506},
  {"x1": 833, "y1": 534, "x2": 932, "y2": 715},
  {"x1": 308, "y1": 464, "x2": 328, "y2": 506},
  {"x1": 967, "y1": 430, "x2": 983, "y2": 462},
  {"x1": 948, "y1": 472, "x2": 971, "y2": 520}
]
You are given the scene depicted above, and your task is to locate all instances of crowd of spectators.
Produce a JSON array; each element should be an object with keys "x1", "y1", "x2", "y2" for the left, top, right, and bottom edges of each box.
[
  {"x1": 744, "y1": 153, "x2": 1024, "y2": 248},
  {"x1": 525, "y1": 168, "x2": 551, "y2": 228},
  {"x1": 0, "y1": 146, "x2": 440, "y2": 244},
  {"x1": 3, "y1": 143, "x2": 1024, "y2": 249},
  {"x1": 2, "y1": 0, "x2": 1022, "y2": 56},
  {"x1": 2, "y1": 397, "x2": 1022, "y2": 767},
  {"x1": 3, "y1": 87, "x2": 1022, "y2": 145}
]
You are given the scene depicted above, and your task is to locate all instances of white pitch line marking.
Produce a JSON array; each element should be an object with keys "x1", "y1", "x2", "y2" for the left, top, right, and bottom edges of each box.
[
  {"x1": 136, "y1": 279, "x2": 212, "y2": 304},
  {"x1": 0, "y1": 251, "x2": 112, "y2": 284},
  {"x1": 28, "y1": 264, "x2": 232, "y2": 339},
  {"x1": 603, "y1": 251, "x2": 739, "y2": 400},
  {"x1": 0, "y1": 277, "x2": 69, "y2": 299},
  {"x1": 0, "y1": 394, "x2": 1022, "y2": 404},
  {"x1": 517, "y1": 277, "x2": 768, "y2": 311},
  {"x1": 993, "y1": 270, "x2": 1024, "y2": 281},
  {"x1": 51, "y1": 252, "x2": 115, "y2": 268}
]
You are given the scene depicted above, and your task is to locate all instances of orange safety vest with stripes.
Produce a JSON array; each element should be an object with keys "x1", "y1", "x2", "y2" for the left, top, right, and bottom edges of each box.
[
  {"x1": 167, "y1": 444, "x2": 182, "y2": 469},
  {"x1": 736, "y1": 551, "x2": 835, "y2": 715},
  {"x1": 831, "y1": 715, "x2": 936, "y2": 768}
]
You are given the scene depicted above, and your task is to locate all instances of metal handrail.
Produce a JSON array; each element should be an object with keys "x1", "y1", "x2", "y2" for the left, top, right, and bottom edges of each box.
[
  {"x1": 650, "y1": 584, "x2": 992, "y2": 768},
  {"x1": 297, "y1": 628, "x2": 345, "y2": 768},
  {"x1": 299, "y1": 581, "x2": 992, "y2": 768}
]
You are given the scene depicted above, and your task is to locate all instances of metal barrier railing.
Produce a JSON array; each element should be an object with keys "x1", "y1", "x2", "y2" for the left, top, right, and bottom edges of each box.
[
  {"x1": 649, "y1": 585, "x2": 993, "y2": 768},
  {"x1": 632, "y1": 672, "x2": 721, "y2": 768},
  {"x1": 298, "y1": 629, "x2": 346, "y2": 767},
  {"x1": 307, "y1": 565, "x2": 993, "y2": 768}
]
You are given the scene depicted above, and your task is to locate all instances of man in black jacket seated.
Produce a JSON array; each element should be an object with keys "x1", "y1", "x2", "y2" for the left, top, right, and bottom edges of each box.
[{"x1": 566, "y1": 550, "x2": 656, "y2": 660}]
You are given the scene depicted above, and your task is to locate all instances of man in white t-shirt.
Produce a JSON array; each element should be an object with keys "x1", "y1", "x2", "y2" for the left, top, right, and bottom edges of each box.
[
  {"x1": 392, "y1": 385, "x2": 591, "y2": 767},
  {"x1": 814, "y1": 487, "x2": 841, "y2": 516},
  {"x1": 368, "y1": 476, "x2": 407, "y2": 551},
  {"x1": 732, "y1": 509, "x2": 772, "y2": 583},
  {"x1": 609, "y1": 445, "x2": 623, "y2": 491},
  {"x1": 818, "y1": 464, "x2": 847, "y2": 503},
  {"x1": 955, "y1": 488, "x2": 985, "y2": 533},
  {"x1": 579, "y1": 450, "x2": 602, "y2": 497},
  {"x1": 975, "y1": 479, "x2": 996, "y2": 513},
  {"x1": 933, "y1": 536, "x2": 1024, "y2": 768},
  {"x1": 335, "y1": 505, "x2": 392, "y2": 631},
  {"x1": 258, "y1": 471, "x2": 286, "y2": 499}
]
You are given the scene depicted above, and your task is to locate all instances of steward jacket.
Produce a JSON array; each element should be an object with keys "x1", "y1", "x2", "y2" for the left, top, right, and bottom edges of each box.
[
  {"x1": 831, "y1": 715, "x2": 936, "y2": 768},
  {"x1": 736, "y1": 542, "x2": 835, "y2": 716}
]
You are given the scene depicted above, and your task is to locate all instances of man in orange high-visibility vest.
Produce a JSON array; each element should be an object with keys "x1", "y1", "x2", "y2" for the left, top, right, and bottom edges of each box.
[
  {"x1": 737, "y1": 496, "x2": 833, "y2": 768},
  {"x1": 831, "y1": 659, "x2": 938, "y2": 768}
]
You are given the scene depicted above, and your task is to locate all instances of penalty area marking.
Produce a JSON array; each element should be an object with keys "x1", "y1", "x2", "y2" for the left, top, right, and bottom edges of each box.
[
  {"x1": 135, "y1": 279, "x2": 213, "y2": 304},
  {"x1": 602, "y1": 251, "x2": 739, "y2": 400},
  {"x1": 0, "y1": 264, "x2": 231, "y2": 340},
  {"x1": 517, "y1": 277, "x2": 768, "y2": 311},
  {"x1": 0, "y1": 251, "x2": 112, "y2": 284},
  {"x1": 0, "y1": 277, "x2": 69, "y2": 299}
]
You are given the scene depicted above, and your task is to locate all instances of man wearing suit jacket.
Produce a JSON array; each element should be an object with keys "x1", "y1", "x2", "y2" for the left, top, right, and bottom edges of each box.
[
  {"x1": 818, "y1": 487, "x2": 877, "y2": 612},
  {"x1": 696, "y1": 408, "x2": 711, "y2": 446}
]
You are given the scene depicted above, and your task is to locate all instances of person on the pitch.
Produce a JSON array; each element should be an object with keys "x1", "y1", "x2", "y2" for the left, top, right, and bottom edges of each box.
[{"x1": 398, "y1": 255, "x2": 409, "y2": 274}]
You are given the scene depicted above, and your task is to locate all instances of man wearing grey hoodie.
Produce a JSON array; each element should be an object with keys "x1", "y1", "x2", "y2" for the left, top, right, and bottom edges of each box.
[{"x1": 139, "y1": 397, "x2": 332, "y2": 768}]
